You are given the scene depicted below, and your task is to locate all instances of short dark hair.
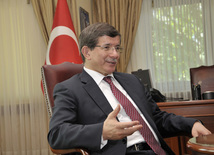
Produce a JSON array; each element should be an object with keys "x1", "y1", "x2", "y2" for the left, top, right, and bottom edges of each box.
[{"x1": 79, "y1": 22, "x2": 121, "y2": 62}]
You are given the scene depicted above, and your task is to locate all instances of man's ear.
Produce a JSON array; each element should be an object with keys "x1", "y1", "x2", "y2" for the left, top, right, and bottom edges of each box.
[{"x1": 81, "y1": 46, "x2": 91, "y2": 60}]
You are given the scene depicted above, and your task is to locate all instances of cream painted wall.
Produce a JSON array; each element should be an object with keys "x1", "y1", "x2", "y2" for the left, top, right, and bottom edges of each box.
[{"x1": 75, "y1": 0, "x2": 92, "y2": 36}]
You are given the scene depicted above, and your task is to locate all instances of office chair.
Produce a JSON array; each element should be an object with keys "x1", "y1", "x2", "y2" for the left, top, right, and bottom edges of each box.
[
  {"x1": 41, "y1": 62, "x2": 89, "y2": 155},
  {"x1": 190, "y1": 65, "x2": 214, "y2": 98}
]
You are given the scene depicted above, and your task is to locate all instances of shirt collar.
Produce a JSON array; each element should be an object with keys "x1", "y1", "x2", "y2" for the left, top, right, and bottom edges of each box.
[{"x1": 84, "y1": 66, "x2": 114, "y2": 85}]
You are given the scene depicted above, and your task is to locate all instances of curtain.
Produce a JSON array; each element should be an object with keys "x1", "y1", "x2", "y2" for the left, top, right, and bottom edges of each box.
[
  {"x1": 0, "y1": 0, "x2": 53, "y2": 154},
  {"x1": 31, "y1": 0, "x2": 56, "y2": 45},
  {"x1": 127, "y1": 0, "x2": 153, "y2": 73},
  {"x1": 127, "y1": 0, "x2": 214, "y2": 100},
  {"x1": 93, "y1": 0, "x2": 142, "y2": 72},
  {"x1": 31, "y1": 0, "x2": 79, "y2": 46}
]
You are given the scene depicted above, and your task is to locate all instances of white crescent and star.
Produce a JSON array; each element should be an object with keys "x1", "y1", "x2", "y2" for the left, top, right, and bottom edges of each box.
[{"x1": 46, "y1": 26, "x2": 79, "y2": 65}]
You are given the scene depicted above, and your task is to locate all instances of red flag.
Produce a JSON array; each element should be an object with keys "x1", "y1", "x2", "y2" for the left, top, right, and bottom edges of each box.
[
  {"x1": 42, "y1": 0, "x2": 82, "y2": 94},
  {"x1": 46, "y1": 0, "x2": 83, "y2": 65}
]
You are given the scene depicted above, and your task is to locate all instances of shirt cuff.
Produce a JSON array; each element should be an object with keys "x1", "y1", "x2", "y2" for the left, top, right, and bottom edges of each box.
[{"x1": 100, "y1": 136, "x2": 108, "y2": 149}]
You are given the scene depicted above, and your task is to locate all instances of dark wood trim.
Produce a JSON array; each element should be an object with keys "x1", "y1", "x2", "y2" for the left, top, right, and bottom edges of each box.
[{"x1": 157, "y1": 99, "x2": 214, "y2": 154}]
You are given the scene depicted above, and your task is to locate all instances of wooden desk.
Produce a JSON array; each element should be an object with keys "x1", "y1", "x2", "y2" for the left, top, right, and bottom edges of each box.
[
  {"x1": 187, "y1": 134, "x2": 214, "y2": 154},
  {"x1": 157, "y1": 99, "x2": 214, "y2": 155}
]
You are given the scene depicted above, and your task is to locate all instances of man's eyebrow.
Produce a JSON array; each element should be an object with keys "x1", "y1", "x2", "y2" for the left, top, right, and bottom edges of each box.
[
  {"x1": 102, "y1": 43, "x2": 111, "y2": 46},
  {"x1": 102, "y1": 43, "x2": 121, "y2": 46}
]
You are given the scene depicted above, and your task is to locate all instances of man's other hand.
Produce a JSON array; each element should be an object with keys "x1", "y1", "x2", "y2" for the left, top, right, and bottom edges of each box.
[{"x1": 192, "y1": 121, "x2": 211, "y2": 137}]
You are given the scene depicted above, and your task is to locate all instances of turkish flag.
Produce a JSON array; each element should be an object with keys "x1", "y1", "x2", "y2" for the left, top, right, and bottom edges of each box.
[
  {"x1": 42, "y1": 0, "x2": 82, "y2": 94},
  {"x1": 45, "y1": 0, "x2": 83, "y2": 65}
]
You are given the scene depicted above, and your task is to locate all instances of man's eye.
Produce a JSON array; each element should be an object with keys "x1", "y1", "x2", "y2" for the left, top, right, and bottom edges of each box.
[
  {"x1": 115, "y1": 47, "x2": 120, "y2": 51},
  {"x1": 103, "y1": 46, "x2": 110, "y2": 50}
]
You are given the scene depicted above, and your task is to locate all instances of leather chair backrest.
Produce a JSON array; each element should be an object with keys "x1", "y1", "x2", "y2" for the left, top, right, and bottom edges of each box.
[
  {"x1": 41, "y1": 62, "x2": 83, "y2": 118},
  {"x1": 41, "y1": 62, "x2": 89, "y2": 155},
  {"x1": 190, "y1": 65, "x2": 214, "y2": 95}
]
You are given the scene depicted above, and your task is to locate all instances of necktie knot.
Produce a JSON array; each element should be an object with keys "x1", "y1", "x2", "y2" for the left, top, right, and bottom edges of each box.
[{"x1": 103, "y1": 76, "x2": 112, "y2": 85}]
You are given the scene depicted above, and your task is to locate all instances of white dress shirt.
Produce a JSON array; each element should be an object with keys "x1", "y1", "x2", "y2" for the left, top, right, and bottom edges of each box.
[{"x1": 84, "y1": 67, "x2": 159, "y2": 148}]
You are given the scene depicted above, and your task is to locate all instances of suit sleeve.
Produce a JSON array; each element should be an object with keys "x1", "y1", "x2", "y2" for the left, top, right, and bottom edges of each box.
[
  {"x1": 130, "y1": 74, "x2": 197, "y2": 138},
  {"x1": 48, "y1": 82, "x2": 103, "y2": 151},
  {"x1": 145, "y1": 89, "x2": 197, "y2": 138}
]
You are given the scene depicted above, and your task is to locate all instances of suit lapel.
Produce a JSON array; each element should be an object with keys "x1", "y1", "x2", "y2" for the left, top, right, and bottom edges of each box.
[
  {"x1": 114, "y1": 73, "x2": 161, "y2": 135},
  {"x1": 80, "y1": 70, "x2": 113, "y2": 116},
  {"x1": 114, "y1": 73, "x2": 173, "y2": 151}
]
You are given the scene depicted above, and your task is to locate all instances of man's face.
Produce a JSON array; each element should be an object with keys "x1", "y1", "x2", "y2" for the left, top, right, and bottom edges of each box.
[{"x1": 84, "y1": 35, "x2": 121, "y2": 76}]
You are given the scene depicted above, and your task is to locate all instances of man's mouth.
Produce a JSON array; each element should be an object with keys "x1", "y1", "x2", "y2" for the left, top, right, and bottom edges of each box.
[{"x1": 106, "y1": 58, "x2": 117, "y2": 64}]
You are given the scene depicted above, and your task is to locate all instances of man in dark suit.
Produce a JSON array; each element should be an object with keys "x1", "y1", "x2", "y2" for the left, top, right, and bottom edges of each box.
[{"x1": 48, "y1": 22, "x2": 211, "y2": 155}]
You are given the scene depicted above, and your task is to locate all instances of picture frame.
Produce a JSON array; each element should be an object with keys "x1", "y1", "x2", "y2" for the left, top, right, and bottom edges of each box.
[{"x1": 79, "y1": 7, "x2": 90, "y2": 31}]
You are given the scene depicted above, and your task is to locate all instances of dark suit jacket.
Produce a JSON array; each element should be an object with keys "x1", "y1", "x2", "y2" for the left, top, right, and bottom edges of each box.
[{"x1": 48, "y1": 70, "x2": 197, "y2": 155}]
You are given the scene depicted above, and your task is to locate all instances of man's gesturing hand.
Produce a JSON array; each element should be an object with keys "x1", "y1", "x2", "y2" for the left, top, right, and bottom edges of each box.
[{"x1": 102, "y1": 105, "x2": 143, "y2": 140}]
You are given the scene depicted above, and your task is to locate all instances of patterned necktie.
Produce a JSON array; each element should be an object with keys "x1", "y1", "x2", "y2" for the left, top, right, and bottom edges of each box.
[{"x1": 103, "y1": 76, "x2": 165, "y2": 155}]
